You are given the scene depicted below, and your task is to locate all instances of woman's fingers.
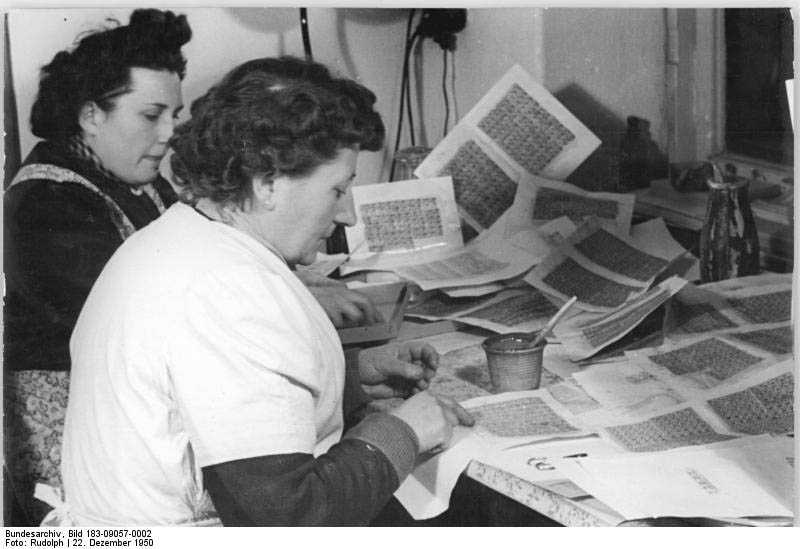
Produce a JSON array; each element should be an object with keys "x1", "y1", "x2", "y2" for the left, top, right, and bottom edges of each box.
[{"x1": 436, "y1": 395, "x2": 475, "y2": 427}]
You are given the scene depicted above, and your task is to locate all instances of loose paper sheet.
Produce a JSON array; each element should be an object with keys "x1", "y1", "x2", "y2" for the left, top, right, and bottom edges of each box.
[
  {"x1": 663, "y1": 283, "x2": 749, "y2": 337},
  {"x1": 343, "y1": 177, "x2": 463, "y2": 273},
  {"x1": 477, "y1": 436, "x2": 621, "y2": 489},
  {"x1": 722, "y1": 284, "x2": 794, "y2": 325},
  {"x1": 415, "y1": 64, "x2": 600, "y2": 195},
  {"x1": 506, "y1": 174, "x2": 635, "y2": 234},
  {"x1": 405, "y1": 291, "x2": 500, "y2": 322},
  {"x1": 395, "y1": 427, "x2": 494, "y2": 520},
  {"x1": 432, "y1": 216, "x2": 574, "y2": 298},
  {"x1": 663, "y1": 274, "x2": 793, "y2": 340},
  {"x1": 552, "y1": 435, "x2": 794, "y2": 520},
  {"x1": 392, "y1": 222, "x2": 547, "y2": 291},
  {"x1": 524, "y1": 248, "x2": 649, "y2": 312},
  {"x1": 722, "y1": 322, "x2": 794, "y2": 356},
  {"x1": 629, "y1": 217, "x2": 692, "y2": 262},
  {"x1": 628, "y1": 333, "x2": 782, "y2": 396},
  {"x1": 699, "y1": 360, "x2": 794, "y2": 436},
  {"x1": 599, "y1": 403, "x2": 737, "y2": 453},
  {"x1": 460, "y1": 390, "x2": 593, "y2": 448},
  {"x1": 572, "y1": 359, "x2": 687, "y2": 419},
  {"x1": 408, "y1": 287, "x2": 561, "y2": 334},
  {"x1": 565, "y1": 217, "x2": 684, "y2": 281},
  {"x1": 414, "y1": 128, "x2": 523, "y2": 232},
  {"x1": 544, "y1": 377, "x2": 604, "y2": 417},
  {"x1": 440, "y1": 281, "x2": 507, "y2": 298},
  {"x1": 554, "y1": 276, "x2": 688, "y2": 361},
  {"x1": 696, "y1": 271, "x2": 793, "y2": 293}
]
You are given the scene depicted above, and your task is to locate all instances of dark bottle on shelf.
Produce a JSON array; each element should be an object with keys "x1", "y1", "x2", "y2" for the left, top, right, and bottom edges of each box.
[
  {"x1": 618, "y1": 115, "x2": 650, "y2": 192},
  {"x1": 699, "y1": 176, "x2": 760, "y2": 282}
]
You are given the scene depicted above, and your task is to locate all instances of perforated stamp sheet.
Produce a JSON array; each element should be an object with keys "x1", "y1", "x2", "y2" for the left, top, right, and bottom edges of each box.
[
  {"x1": 415, "y1": 64, "x2": 600, "y2": 232},
  {"x1": 394, "y1": 216, "x2": 545, "y2": 291},
  {"x1": 724, "y1": 323, "x2": 794, "y2": 356},
  {"x1": 460, "y1": 390, "x2": 593, "y2": 447},
  {"x1": 563, "y1": 217, "x2": 683, "y2": 283},
  {"x1": 698, "y1": 359, "x2": 794, "y2": 436},
  {"x1": 664, "y1": 274, "x2": 793, "y2": 341},
  {"x1": 415, "y1": 128, "x2": 522, "y2": 232},
  {"x1": 523, "y1": 247, "x2": 650, "y2": 313},
  {"x1": 627, "y1": 333, "x2": 782, "y2": 397},
  {"x1": 601, "y1": 404, "x2": 737, "y2": 453},
  {"x1": 506, "y1": 174, "x2": 635, "y2": 234},
  {"x1": 555, "y1": 276, "x2": 687, "y2": 361},
  {"x1": 417, "y1": 64, "x2": 600, "y2": 183},
  {"x1": 343, "y1": 177, "x2": 463, "y2": 274},
  {"x1": 448, "y1": 287, "x2": 561, "y2": 334}
]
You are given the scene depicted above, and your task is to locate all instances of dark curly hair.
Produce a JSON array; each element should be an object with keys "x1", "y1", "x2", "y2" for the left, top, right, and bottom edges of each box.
[
  {"x1": 169, "y1": 56, "x2": 385, "y2": 207},
  {"x1": 30, "y1": 9, "x2": 192, "y2": 141}
]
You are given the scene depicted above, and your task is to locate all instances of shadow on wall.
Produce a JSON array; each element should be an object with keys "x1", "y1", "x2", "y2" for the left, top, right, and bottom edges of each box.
[
  {"x1": 334, "y1": 9, "x2": 410, "y2": 179},
  {"x1": 555, "y1": 83, "x2": 668, "y2": 193}
]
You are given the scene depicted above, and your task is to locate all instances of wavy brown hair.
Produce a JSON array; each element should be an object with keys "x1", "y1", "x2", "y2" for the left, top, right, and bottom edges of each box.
[{"x1": 169, "y1": 56, "x2": 385, "y2": 207}]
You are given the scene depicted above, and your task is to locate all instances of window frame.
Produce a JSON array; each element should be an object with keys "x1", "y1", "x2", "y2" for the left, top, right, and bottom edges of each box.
[{"x1": 666, "y1": 8, "x2": 794, "y2": 191}]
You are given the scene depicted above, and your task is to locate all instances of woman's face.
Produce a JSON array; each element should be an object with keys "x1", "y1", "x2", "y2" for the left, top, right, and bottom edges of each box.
[
  {"x1": 270, "y1": 148, "x2": 359, "y2": 266},
  {"x1": 84, "y1": 67, "x2": 183, "y2": 186}
]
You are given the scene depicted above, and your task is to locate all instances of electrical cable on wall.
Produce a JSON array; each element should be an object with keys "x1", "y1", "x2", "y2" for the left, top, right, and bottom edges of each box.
[
  {"x1": 405, "y1": 32, "x2": 420, "y2": 148},
  {"x1": 442, "y1": 48, "x2": 450, "y2": 139},
  {"x1": 390, "y1": 9, "x2": 419, "y2": 181},
  {"x1": 390, "y1": 8, "x2": 467, "y2": 179},
  {"x1": 450, "y1": 49, "x2": 458, "y2": 125},
  {"x1": 299, "y1": 8, "x2": 313, "y2": 60}
]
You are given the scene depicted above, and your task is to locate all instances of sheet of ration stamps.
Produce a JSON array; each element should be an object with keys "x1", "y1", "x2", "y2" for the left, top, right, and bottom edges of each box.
[
  {"x1": 415, "y1": 64, "x2": 601, "y2": 232},
  {"x1": 523, "y1": 217, "x2": 685, "y2": 313},
  {"x1": 627, "y1": 335, "x2": 786, "y2": 399},
  {"x1": 554, "y1": 276, "x2": 687, "y2": 361},
  {"x1": 342, "y1": 177, "x2": 463, "y2": 273},
  {"x1": 506, "y1": 175, "x2": 635, "y2": 234}
]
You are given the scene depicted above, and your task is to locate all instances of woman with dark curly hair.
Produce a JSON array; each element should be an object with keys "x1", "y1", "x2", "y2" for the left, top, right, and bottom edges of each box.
[
  {"x1": 4, "y1": 9, "x2": 191, "y2": 373},
  {"x1": 2, "y1": 9, "x2": 191, "y2": 527},
  {"x1": 60, "y1": 56, "x2": 473, "y2": 526}
]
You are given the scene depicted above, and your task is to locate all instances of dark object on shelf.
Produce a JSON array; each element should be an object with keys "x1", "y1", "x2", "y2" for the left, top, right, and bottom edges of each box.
[
  {"x1": 672, "y1": 162, "x2": 716, "y2": 193},
  {"x1": 699, "y1": 176, "x2": 760, "y2": 283},
  {"x1": 618, "y1": 116, "x2": 651, "y2": 191},
  {"x1": 672, "y1": 161, "x2": 785, "y2": 200}
]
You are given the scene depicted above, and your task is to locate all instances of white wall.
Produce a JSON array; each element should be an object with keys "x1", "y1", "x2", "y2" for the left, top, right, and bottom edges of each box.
[
  {"x1": 543, "y1": 8, "x2": 666, "y2": 145},
  {"x1": 8, "y1": 7, "x2": 411, "y2": 185},
  {"x1": 8, "y1": 7, "x2": 668, "y2": 187}
]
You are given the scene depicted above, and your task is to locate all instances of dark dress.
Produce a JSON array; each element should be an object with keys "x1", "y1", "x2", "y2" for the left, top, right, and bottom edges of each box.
[{"x1": 3, "y1": 140, "x2": 178, "y2": 372}]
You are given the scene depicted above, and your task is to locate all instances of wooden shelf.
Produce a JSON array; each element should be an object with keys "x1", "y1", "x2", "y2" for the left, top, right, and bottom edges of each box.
[{"x1": 634, "y1": 179, "x2": 794, "y2": 273}]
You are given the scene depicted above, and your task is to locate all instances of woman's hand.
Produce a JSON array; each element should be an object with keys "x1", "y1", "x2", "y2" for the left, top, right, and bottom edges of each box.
[
  {"x1": 357, "y1": 341, "x2": 439, "y2": 399},
  {"x1": 389, "y1": 392, "x2": 474, "y2": 454},
  {"x1": 296, "y1": 272, "x2": 383, "y2": 327}
]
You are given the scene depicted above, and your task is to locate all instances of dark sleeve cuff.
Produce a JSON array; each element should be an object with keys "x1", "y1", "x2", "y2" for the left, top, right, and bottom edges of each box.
[{"x1": 343, "y1": 413, "x2": 419, "y2": 483}]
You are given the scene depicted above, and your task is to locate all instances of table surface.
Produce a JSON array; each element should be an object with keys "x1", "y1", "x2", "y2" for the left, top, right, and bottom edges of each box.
[
  {"x1": 384, "y1": 319, "x2": 792, "y2": 527},
  {"x1": 371, "y1": 323, "x2": 628, "y2": 526},
  {"x1": 419, "y1": 331, "x2": 626, "y2": 526}
]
